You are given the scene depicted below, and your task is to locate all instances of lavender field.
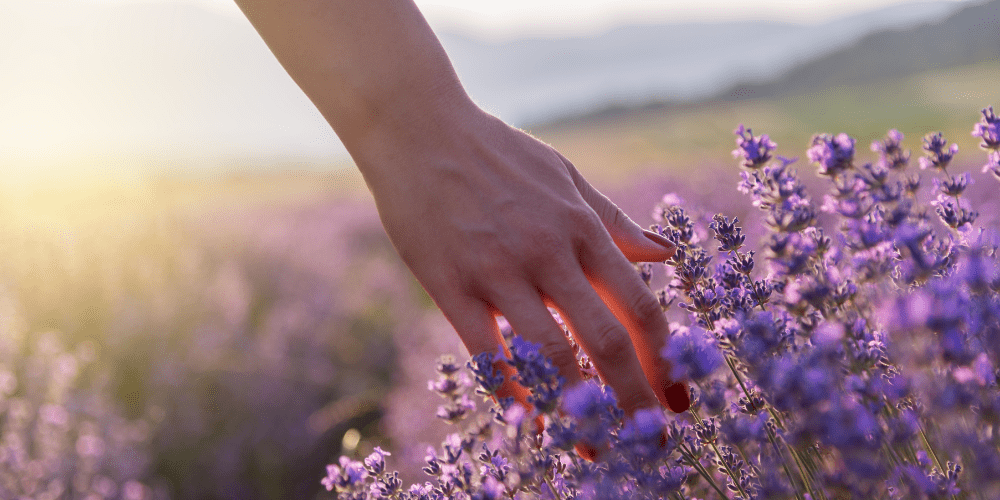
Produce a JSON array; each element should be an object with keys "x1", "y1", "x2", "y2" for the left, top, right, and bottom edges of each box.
[
  {"x1": 2, "y1": 65, "x2": 1000, "y2": 498},
  {"x1": 322, "y1": 108, "x2": 1000, "y2": 499},
  {"x1": 0, "y1": 175, "x2": 434, "y2": 498}
]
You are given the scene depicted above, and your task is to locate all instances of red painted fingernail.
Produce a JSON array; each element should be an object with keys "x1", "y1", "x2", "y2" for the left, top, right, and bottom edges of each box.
[
  {"x1": 575, "y1": 442, "x2": 599, "y2": 462},
  {"x1": 532, "y1": 415, "x2": 546, "y2": 436},
  {"x1": 643, "y1": 230, "x2": 676, "y2": 251},
  {"x1": 662, "y1": 382, "x2": 691, "y2": 413}
]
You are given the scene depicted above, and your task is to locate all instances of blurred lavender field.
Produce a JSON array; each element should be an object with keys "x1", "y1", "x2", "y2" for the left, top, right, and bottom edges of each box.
[
  {"x1": 0, "y1": 154, "x2": 726, "y2": 498},
  {"x1": 0, "y1": 175, "x2": 442, "y2": 499},
  {"x1": 326, "y1": 108, "x2": 1000, "y2": 499},
  {"x1": 5, "y1": 109, "x2": 997, "y2": 498}
]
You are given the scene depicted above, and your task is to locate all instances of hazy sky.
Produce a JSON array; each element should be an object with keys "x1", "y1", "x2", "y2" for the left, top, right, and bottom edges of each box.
[{"x1": 88, "y1": 0, "x2": 970, "y2": 38}]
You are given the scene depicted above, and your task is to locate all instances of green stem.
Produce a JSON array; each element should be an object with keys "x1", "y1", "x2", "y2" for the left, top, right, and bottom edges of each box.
[
  {"x1": 710, "y1": 440, "x2": 750, "y2": 500},
  {"x1": 689, "y1": 408, "x2": 751, "y2": 500},
  {"x1": 727, "y1": 355, "x2": 829, "y2": 499},
  {"x1": 725, "y1": 356, "x2": 754, "y2": 410},
  {"x1": 919, "y1": 426, "x2": 945, "y2": 473},
  {"x1": 917, "y1": 425, "x2": 959, "y2": 500},
  {"x1": 763, "y1": 423, "x2": 808, "y2": 500},
  {"x1": 678, "y1": 444, "x2": 729, "y2": 500}
]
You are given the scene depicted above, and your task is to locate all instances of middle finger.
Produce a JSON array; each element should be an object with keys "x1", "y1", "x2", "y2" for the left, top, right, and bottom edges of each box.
[{"x1": 536, "y1": 268, "x2": 660, "y2": 416}]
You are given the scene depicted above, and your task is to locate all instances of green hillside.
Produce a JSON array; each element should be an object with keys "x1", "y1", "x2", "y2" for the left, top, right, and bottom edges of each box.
[
  {"x1": 721, "y1": 0, "x2": 1000, "y2": 102},
  {"x1": 534, "y1": 60, "x2": 1000, "y2": 187}
]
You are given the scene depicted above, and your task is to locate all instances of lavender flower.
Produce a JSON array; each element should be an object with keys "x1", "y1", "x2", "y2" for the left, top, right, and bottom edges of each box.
[
  {"x1": 982, "y1": 150, "x2": 1000, "y2": 181},
  {"x1": 871, "y1": 129, "x2": 911, "y2": 170},
  {"x1": 468, "y1": 351, "x2": 505, "y2": 397},
  {"x1": 919, "y1": 132, "x2": 959, "y2": 171},
  {"x1": 808, "y1": 132, "x2": 855, "y2": 177},
  {"x1": 933, "y1": 171, "x2": 972, "y2": 197},
  {"x1": 972, "y1": 105, "x2": 1000, "y2": 150},
  {"x1": 322, "y1": 456, "x2": 368, "y2": 491},
  {"x1": 661, "y1": 325, "x2": 724, "y2": 382},
  {"x1": 733, "y1": 124, "x2": 778, "y2": 169}
]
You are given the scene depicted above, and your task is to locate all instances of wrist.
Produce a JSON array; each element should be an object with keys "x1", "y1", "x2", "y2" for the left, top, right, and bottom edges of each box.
[{"x1": 345, "y1": 78, "x2": 489, "y2": 192}]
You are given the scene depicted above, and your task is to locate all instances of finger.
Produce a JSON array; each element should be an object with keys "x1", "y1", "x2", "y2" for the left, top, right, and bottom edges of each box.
[
  {"x1": 579, "y1": 234, "x2": 691, "y2": 413},
  {"x1": 558, "y1": 152, "x2": 675, "y2": 262},
  {"x1": 437, "y1": 294, "x2": 532, "y2": 414},
  {"x1": 537, "y1": 270, "x2": 661, "y2": 417},
  {"x1": 487, "y1": 283, "x2": 584, "y2": 390},
  {"x1": 489, "y1": 286, "x2": 607, "y2": 461}
]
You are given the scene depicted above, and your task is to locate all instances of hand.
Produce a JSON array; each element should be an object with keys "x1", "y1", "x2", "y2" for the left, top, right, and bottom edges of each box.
[
  {"x1": 357, "y1": 100, "x2": 690, "y2": 416},
  {"x1": 233, "y1": 0, "x2": 689, "y2": 417}
]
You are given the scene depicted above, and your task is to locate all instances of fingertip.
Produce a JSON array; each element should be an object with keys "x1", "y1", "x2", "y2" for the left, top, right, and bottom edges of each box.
[
  {"x1": 574, "y1": 442, "x2": 600, "y2": 462},
  {"x1": 661, "y1": 382, "x2": 690, "y2": 413},
  {"x1": 532, "y1": 414, "x2": 546, "y2": 436},
  {"x1": 612, "y1": 228, "x2": 676, "y2": 263},
  {"x1": 642, "y1": 229, "x2": 676, "y2": 251}
]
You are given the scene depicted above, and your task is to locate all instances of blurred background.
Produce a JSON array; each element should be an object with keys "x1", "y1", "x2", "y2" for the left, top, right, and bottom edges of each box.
[{"x1": 0, "y1": 0, "x2": 998, "y2": 498}]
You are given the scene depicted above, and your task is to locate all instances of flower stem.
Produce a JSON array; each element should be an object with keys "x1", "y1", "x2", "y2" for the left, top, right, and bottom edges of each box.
[{"x1": 677, "y1": 443, "x2": 729, "y2": 499}]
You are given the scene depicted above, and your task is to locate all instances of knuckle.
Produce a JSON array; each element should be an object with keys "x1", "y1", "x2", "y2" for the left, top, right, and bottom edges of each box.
[
  {"x1": 604, "y1": 205, "x2": 625, "y2": 229},
  {"x1": 589, "y1": 322, "x2": 633, "y2": 366},
  {"x1": 568, "y1": 206, "x2": 602, "y2": 232},
  {"x1": 521, "y1": 228, "x2": 571, "y2": 269},
  {"x1": 457, "y1": 255, "x2": 519, "y2": 298},
  {"x1": 475, "y1": 256, "x2": 509, "y2": 281},
  {"x1": 629, "y1": 289, "x2": 665, "y2": 327},
  {"x1": 535, "y1": 338, "x2": 579, "y2": 375},
  {"x1": 568, "y1": 210, "x2": 607, "y2": 246},
  {"x1": 530, "y1": 229, "x2": 565, "y2": 257},
  {"x1": 460, "y1": 253, "x2": 501, "y2": 284}
]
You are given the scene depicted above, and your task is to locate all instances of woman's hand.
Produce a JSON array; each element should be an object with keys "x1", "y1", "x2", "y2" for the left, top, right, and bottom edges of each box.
[
  {"x1": 234, "y1": 0, "x2": 689, "y2": 415},
  {"x1": 355, "y1": 98, "x2": 689, "y2": 415}
]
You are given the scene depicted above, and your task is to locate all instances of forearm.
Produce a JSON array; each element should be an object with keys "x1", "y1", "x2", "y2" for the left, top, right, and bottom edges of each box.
[{"x1": 233, "y1": 0, "x2": 477, "y2": 171}]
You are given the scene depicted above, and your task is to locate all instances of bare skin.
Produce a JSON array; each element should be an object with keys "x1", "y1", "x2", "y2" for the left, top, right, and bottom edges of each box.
[{"x1": 233, "y1": 0, "x2": 689, "y2": 416}]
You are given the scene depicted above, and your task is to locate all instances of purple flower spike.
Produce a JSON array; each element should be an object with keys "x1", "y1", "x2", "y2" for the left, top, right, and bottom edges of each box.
[
  {"x1": 808, "y1": 132, "x2": 855, "y2": 177},
  {"x1": 662, "y1": 325, "x2": 724, "y2": 382},
  {"x1": 733, "y1": 124, "x2": 777, "y2": 170},
  {"x1": 322, "y1": 456, "x2": 367, "y2": 491},
  {"x1": 919, "y1": 132, "x2": 959, "y2": 171},
  {"x1": 618, "y1": 408, "x2": 667, "y2": 443},
  {"x1": 982, "y1": 151, "x2": 1000, "y2": 182},
  {"x1": 561, "y1": 381, "x2": 615, "y2": 420},
  {"x1": 972, "y1": 106, "x2": 1000, "y2": 151},
  {"x1": 871, "y1": 129, "x2": 910, "y2": 170},
  {"x1": 933, "y1": 172, "x2": 973, "y2": 198},
  {"x1": 364, "y1": 447, "x2": 392, "y2": 475}
]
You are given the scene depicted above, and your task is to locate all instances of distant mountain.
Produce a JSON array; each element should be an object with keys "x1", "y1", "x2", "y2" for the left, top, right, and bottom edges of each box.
[
  {"x1": 0, "y1": 0, "x2": 975, "y2": 167},
  {"x1": 717, "y1": 0, "x2": 1000, "y2": 101},
  {"x1": 441, "y1": 1, "x2": 970, "y2": 125}
]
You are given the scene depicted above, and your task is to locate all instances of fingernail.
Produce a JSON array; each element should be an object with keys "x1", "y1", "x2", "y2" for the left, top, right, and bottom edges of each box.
[
  {"x1": 643, "y1": 229, "x2": 675, "y2": 250},
  {"x1": 532, "y1": 415, "x2": 546, "y2": 436},
  {"x1": 575, "y1": 442, "x2": 600, "y2": 462},
  {"x1": 662, "y1": 382, "x2": 691, "y2": 413}
]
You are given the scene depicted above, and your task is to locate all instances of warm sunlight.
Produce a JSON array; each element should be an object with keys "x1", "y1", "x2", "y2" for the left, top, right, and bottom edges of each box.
[{"x1": 2, "y1": 0, "x2": 999, "y2": 497}]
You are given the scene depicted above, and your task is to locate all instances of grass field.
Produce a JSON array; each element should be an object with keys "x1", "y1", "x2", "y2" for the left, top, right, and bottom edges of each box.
[{"x1": 532, "y1": 60, "x2": 1000, "y2": 188}]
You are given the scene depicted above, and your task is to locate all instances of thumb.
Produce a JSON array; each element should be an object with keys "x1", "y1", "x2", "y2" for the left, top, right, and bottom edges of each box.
[{"x1": 559, "y1": 154, "x2": 675, "y2": 262}]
